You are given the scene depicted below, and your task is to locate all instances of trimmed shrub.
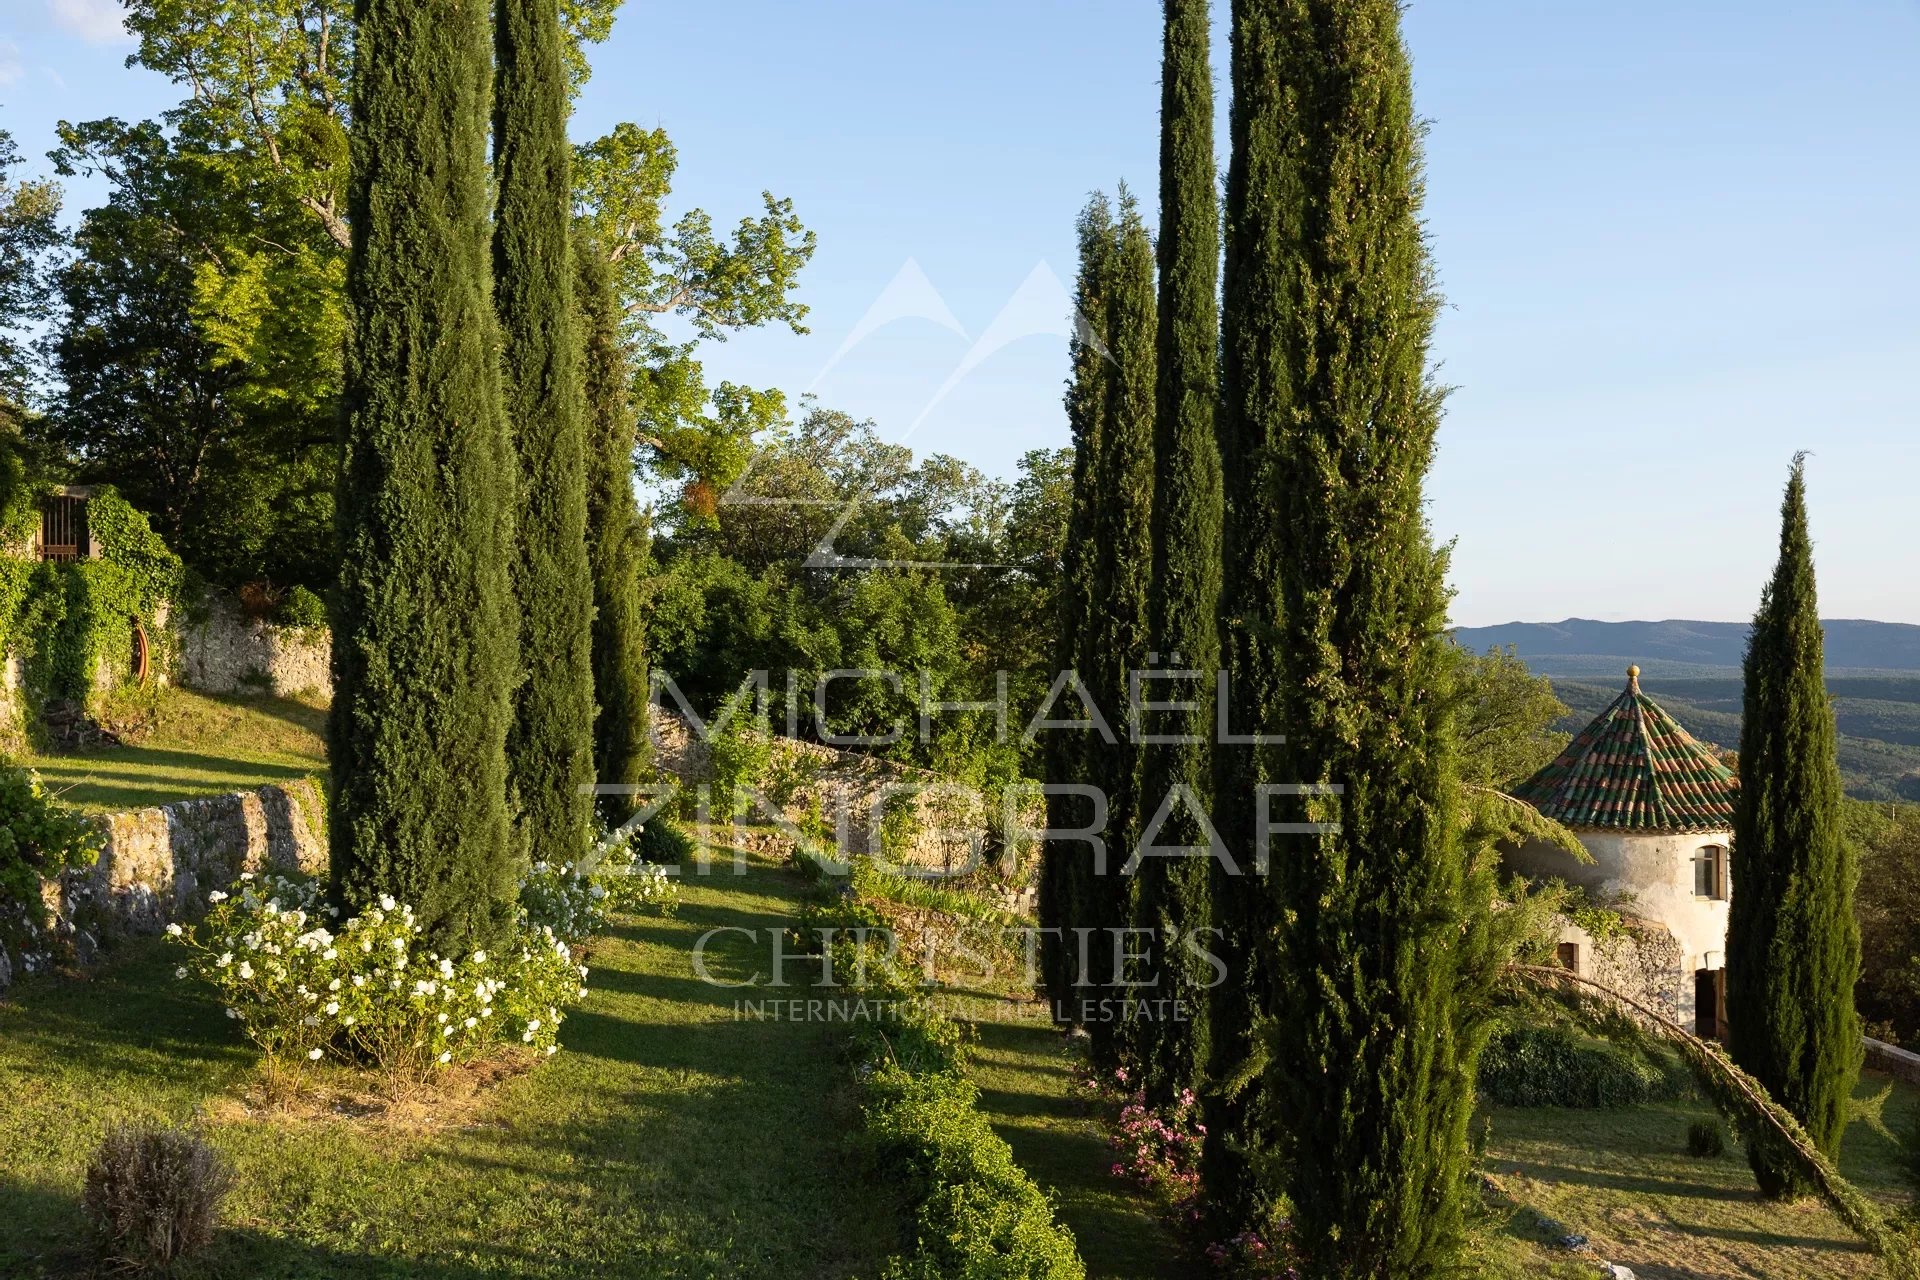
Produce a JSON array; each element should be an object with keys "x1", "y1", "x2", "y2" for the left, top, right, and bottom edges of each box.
[
  {"x1": 83, "y1": 1124, "x2": 231, "y2": 1271},
  {"x1": 1688, "y1": 1118, "x2": 1729, "y2": 1158},
  {"x1": 636, "y1": 815, "x2": 696, "y2": 867},
  {"x1": 1479, "y1": 1023, "x2": 1688, "y2": 1109}
]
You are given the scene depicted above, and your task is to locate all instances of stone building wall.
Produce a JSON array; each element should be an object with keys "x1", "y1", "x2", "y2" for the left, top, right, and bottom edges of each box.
[
  {"x1": 0, "y1": 779, "x2": 327, "y2": 995},
  {"x1": 1549, "y1": 912, "x2": 1690, "y2": 1026},
  {"x1": 174, "y1": 595, "x2": 331, "y2": 700}
]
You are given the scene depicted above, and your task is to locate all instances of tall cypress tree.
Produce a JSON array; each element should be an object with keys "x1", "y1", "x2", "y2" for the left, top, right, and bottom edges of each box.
[
  {"x1": 575, "y1": 235, "x2": 651, "y2": 824},
  {"x1": 1133, "y1": 0, "x2": 1222, "y2": 1107},
  {"x1": 1080, "y1": 188, "x2": 1158, "y2": 1070},
  {"x1": 1208, "y1": 2, "x2": 1486, "y2": 1270},
  {"x1": 1727, "y1": 455, "x2": 1862, "y2": 1199},
  {"x1": 494, "y1": 0, "x2": 596, "y2": 864},
  {"x1": 332, "y1": 0, "x2": 518, "y2": 951},
  {"x1": 1041, "y1": 195, "x2": 1116, "y2": 1026}
]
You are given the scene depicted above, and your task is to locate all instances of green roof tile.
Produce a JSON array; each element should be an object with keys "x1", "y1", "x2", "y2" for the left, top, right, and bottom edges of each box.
[{"x1": 1512, "y1": 666, "x2": 1738, "y2": 833}]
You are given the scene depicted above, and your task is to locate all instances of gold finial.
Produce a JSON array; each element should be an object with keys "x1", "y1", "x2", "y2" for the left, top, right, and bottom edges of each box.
[{"x1": 1627, "y1": 664, "x2": 1641, "y2": 690}]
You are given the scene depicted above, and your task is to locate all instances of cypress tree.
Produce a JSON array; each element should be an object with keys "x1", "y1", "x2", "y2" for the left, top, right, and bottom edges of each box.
[
  {"x1": 332, "y1": 0, "x2": 519, "y2": 951},
  {"x1": 1727, "y1": 455, "x2": 1862, "y2": 1199},
  {"x1": 575, "y1": 236, "x2": 651, "y2": 824},
  {"x1": 494, "y1": 0, "x2": 597, "y2": 864},
  {"x1": 1133, "y1": 0, "x2": 1222, "y2": 1107},
  {"x1": 1080, "y1": 189, "x2": 1158, "y2": 1070},
  {"x1": 1208, "y1": 2, "x2": 1487, "y2": 1270},
  {"x1": 1041, "y1": 195, "x2": 1116, "y2": 1027}
]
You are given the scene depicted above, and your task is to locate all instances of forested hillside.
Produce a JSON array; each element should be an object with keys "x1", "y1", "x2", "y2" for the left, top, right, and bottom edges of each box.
[{"x1": 1455, "y1": 618, "x2": 1920, "y2": 677}]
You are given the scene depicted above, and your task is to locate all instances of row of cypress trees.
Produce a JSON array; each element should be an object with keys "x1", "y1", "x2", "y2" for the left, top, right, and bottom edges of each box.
[
  {"x1": 1044, "y1": 2, "x2": 1865, "y2": 1267},
  {"x1": 1033, "y1": 8, "x2": 1521, "y2": 1209},
  {"x1": 333, "y1": 0, "x2": 647, "y2": 952}
]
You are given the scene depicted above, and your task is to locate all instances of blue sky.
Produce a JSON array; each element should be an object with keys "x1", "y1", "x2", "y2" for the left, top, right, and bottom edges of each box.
[{"x1": 3, "y1": 0, "x2": 1916, "y2": 626}]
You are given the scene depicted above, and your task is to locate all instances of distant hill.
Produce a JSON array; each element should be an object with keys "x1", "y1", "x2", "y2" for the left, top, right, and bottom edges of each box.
[
  {"x1": 1451, "y1": 618, "x2": 1920, "y2": 679},
  {"x1": 1455, "y1": 619, "x2": 1920, "y2": 803}
]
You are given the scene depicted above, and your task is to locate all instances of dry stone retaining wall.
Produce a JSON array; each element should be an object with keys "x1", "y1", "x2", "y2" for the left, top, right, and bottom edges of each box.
[
  {"x1": 0, "y1": 779, "x2": 327, "y2": 995},
  {"x1": 174, "y1": 595, "x2": 330, "y2": 700}
]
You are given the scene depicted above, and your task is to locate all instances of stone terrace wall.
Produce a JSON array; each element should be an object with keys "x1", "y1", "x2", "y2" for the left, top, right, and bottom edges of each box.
[
  {"x1": 175, "y1": 595, "x2": 330, "y2": 700},
  {"x1": 0, "y1": 779, "x2": 327, "y2": 994},
  {"x1": 1865, "y1": 1037, "x2": 1920, "y2": 1086},
  {"x1": 649, "y1": 710, "x2": 1038, "y2": 910}
]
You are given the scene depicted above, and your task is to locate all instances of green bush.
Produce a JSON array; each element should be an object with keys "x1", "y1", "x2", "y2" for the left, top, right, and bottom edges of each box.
[
  {"x1": 1479, "y1": 1022, "x2": 1688, "y2": 1109},
  {"x1": 276, "y1": 584, "x2": 327, "y2": 631},
  {"x1": 824, "y1": 892, "x2": 1082, "y2": 1280},
  {"x1": 636, "y1": 815, "x2": 696, "y2": 866},
  {"x1": 0, "y1": 759, "x2": 102, "y2": 931},
  {"x1": 867, "y1": 1066, "x2": 1084, "y2": 1280},
  {"x1": 1687, "y1": 1118, "x2": 1728, "y2": 1158}
]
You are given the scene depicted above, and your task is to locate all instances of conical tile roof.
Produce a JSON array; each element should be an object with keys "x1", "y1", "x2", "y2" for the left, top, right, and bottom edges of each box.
[{"x1": 1512, "y1": 666, "x2": 1738, "y2": 833}]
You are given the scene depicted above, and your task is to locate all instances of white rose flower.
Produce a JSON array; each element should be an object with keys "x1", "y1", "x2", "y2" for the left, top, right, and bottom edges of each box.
[
  {"x1": 208, "y1": 890, "x2": 228, "y2": 903},
  {"x1": 175, "y1": 966, "x2": 189, "y2": 979},
  {"x1": 324, "y1": 1001, "x2": 339, "y2": 1015},
  {"x1": 166, "y1": 923, "x2": 184, "y2": 937},
  {"x1": 217, "y1": 952, "x2": 233, "y2": 967},
  {"x1": 238, "y1": 961, "x2": 254, "y2": 979},
  {"x1": 545, "y1": 1044, "x2": 558, "y2": 1056},
  {"x1": 378, "y1": 894, "x2": 396, "y2": 911},
  {"x1": 471, "y1": 951, "x2": 487, "y2": 964},
  {"x1": 438, "y1": 1051, "x2": 451, "y2": 1064},
  {"x1": 307, "y1": 1048, "x2": 323, "y2": 1061}
]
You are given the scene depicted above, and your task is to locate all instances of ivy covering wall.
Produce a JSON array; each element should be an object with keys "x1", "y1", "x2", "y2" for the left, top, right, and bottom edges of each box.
[{"x1": 0, "y1": 485, "x2": 182, "y2": 730}]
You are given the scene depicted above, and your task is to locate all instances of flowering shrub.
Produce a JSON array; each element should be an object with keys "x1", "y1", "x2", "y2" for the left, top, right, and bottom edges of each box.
[
  {"x1": 1202, "y1": 1230, "x2": 1299, "y2": 1279},
  {"x1": 172, "y1": 873, "x2": 588, "y2": 1075},
  {"x1": 520, "y1": 827, "x2": 681, "y2": 944},
  {"x1": 1071, "y1": 1065, "x2": 1205, "y2": 1205},
  {"x1": 1, "y1": 760, "x2": 103, "y2": 930}
]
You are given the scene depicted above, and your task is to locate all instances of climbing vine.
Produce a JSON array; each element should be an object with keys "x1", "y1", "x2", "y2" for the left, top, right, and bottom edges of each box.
[{"x1": 0, "y1": 486, "x2": 182, "y2": 730}]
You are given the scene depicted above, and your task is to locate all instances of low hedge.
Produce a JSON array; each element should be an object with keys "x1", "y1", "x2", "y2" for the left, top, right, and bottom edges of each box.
[
  {"x1": 1480, "y1": 1021, "x2": 1690, "y2": 1109},
  {"x1": 824, "y1": 867, "x2": 1083, "y2": 1280}
]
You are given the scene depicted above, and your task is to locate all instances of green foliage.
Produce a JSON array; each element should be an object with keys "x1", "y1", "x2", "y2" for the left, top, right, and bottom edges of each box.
[
  {"x1": 706, "y1": 689, "x2": 774, "y2": 820},
  {"x1": 1131, "y1": 0, "x2": 1222, "y2": 1109},
  {"x1": 495, "y1": 0, "x2": 597, "y2": 869},
  {"x1": 1207, "y1": 2, "x2": 1494, "y2": 1269},
  {"x1": 49, "y1": 117, "x2": 338, "y2": 590},
  {"x1": 825, "y1": 885, "x2": 1084, "y2": 1280},
  {"x1": 1687, "y1": 1118, "x2": 1728, "y2": 1158},
  {"x1": 1478, "y1": 1022, "x2": 1688, "y2": 1109},
  {"x1": 0, "y1": 487, "x2": 181, "y2": 718},
  {"x1": 0, "y1": 760, "x2": 103, "y2": 939},
  {"x1": 1450, "y1": 644, "x2": 1573, "y2": 788},
  {"x1": 636, "y1": 815, "x2": 697, "y2": 867},
  {"x1": 329, "y1": 0, "x2": 518, "y2": 955},
  {"x1": 1039, "y1": 191, "x2": 1155, "y2": 1069},
  {"x1": 1728, "y1": 457, "x2": 1863, "y2": 1198},
  {"x1": 576, "y1": 238, "x2": 652, "y2": 824},
  {"x1": 276, "y1": 584, "x2": 326, "y2": 631},
  {"x1": 0, "y1": 130, "x2": 62, "y2": 406},
  {"x1": 172, "y1": 872, "x2": 584, "y2": 1074},
  {"x1": 1522, "y1": 964, "x2": 1920, "y2": 1280},
  {"x1": 1853, "y1": 804, "x2": 1920, "y2": 1048}
]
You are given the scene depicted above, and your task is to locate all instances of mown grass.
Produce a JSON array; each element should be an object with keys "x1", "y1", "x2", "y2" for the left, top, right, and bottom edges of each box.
[
  {"x1": 1476, "y1": 1078, "x2": 1920, "y2": 1278},
  {"x1": 0, "y1": 846, "x2": 897, "y2": 1279},
  {"x1": 15, "y1": 686, "x2": 328, "y2": 813}
]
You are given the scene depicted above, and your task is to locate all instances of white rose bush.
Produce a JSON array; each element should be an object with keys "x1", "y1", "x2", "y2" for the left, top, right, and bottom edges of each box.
[
  {"x1": 519, "y1": 825, "x2": 680, "y2": 942},
  {"x1": 171, "y1": 873, "x2": 586, "y2": 1078}
]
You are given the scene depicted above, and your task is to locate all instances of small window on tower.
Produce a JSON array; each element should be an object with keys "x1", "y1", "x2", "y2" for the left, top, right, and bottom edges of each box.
[{"x1": 1693, "y1": 845, "x2": 1725, "y2": 900}]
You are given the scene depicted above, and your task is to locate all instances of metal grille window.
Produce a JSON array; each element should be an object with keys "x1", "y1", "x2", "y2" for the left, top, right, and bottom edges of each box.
[{"x1": 40, "y1": 494, "x2": 89, "y2": 562}]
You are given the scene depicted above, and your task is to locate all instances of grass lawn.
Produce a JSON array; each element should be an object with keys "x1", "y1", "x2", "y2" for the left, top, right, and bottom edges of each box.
[
  {"x1": 15, "y1": 686, "x2": 328, "y2": 813},
  {"x1": 0, "y1": 846, "x2": 898, "y2": 1279},
  {"x1": 1475, "y1": 1077, "x2": 1920, "y2": 1278},
  {"x1": 958, "y1": 997, "x2": 1201, "y2": 1280}
]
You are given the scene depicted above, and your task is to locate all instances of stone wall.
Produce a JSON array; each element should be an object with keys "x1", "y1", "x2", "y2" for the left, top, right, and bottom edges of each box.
[
  {"x1": 649, "y1": 709, "x2": 1038, "y2": 905},
  {"x1": 175, "y1": 595, "x2": 331, "y2": 700},
  {"x1": 0, "y1": 779, "x2": 327, "y2": 994},
  {"x1": 1549, "y1": 912, "x2": 1690, "y2": 1027},
  {"x1": 1865, "y1": 1037, "x2": 1920, "y2": 1086}
]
